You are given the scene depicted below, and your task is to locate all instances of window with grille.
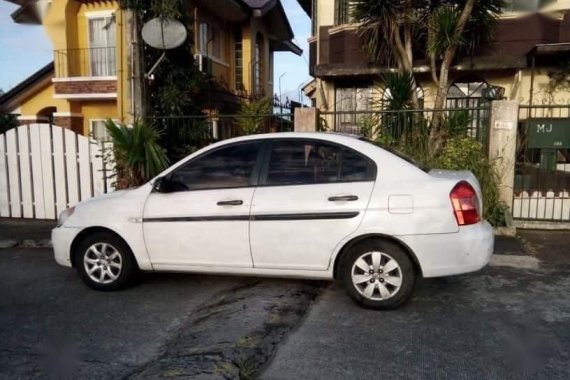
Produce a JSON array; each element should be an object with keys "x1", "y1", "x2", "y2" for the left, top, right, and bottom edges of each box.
[
  {"x1": 335, "y1": 84, "x2": 372, "y2": 134},
  {"x1": 234, "y1": 28, "x2": 243, "y2": 92},
  {"x1": 334, "y1": 0, "x2": 352, "y2": 25},
  {"x1": 90, "y1": 120, "x2": 111, "y2": 142}
]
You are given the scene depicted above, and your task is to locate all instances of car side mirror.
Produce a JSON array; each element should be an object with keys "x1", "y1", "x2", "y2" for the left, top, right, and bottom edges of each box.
[{"x1": 152, "y1": 176, "x2": 169, "y2": 193}]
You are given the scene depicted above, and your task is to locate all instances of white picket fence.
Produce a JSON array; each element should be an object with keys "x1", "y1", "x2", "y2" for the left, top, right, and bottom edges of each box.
[
  {"x1": 513, "y1": 191, "x2": 570, "y2": 220},
  {"x1": 0, "y1": 124, "x2": 114, "y2": 220}
]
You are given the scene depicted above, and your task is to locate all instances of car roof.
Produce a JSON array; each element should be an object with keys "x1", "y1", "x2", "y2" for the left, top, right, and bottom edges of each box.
[{"x1": 217, "y1": 132, "x2": 360, "y2": 143}]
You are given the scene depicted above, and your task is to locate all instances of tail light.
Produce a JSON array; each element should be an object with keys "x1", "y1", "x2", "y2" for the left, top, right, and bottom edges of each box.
[{"x1": 450, "y1": 181, "x2": 481, "y2": 226}]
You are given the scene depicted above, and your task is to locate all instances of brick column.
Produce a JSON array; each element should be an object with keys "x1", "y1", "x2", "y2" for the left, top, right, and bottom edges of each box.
[{"x1": 294, "y1": 107, "x2": 317, "y2": 132}]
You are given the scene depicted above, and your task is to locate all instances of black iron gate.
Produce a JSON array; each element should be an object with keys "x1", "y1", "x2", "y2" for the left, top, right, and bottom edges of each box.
[{"x1": 513, "y1": 105, "x2": 570, "y2": 222}]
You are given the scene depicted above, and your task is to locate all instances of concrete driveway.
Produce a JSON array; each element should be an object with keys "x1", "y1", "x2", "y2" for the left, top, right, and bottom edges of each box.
[{"x1": 263, "y1": 265, "x2": 570, "y2": 380}]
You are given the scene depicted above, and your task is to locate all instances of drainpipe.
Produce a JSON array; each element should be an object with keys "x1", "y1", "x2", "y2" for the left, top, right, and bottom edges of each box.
[{"x1": 529, "y1": 52, "x2": 536, "y2": 109}]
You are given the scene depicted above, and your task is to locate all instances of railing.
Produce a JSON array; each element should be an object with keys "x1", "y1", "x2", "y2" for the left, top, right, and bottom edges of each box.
[
  {"x1": 147, "y1": 113, "x2": 293, "y2": 161},
  {"x1": 319, "y1": 106, "x2": 490, "y2": 149},
  {"x1": 54, "y1": 47, "x2": 117, "y2": 77}
]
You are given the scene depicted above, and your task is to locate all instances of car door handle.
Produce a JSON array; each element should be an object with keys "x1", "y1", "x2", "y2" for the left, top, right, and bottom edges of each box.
[
  {"x1": 217, "y1": 200, "x2": 243, "y2": 206},
  {"x1": 328, "y1": 195, "x2": 359, "y2": 202}
]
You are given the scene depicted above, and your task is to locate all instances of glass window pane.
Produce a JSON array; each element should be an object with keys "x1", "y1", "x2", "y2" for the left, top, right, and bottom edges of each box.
[
  {"x1": 341, "y1": 149, "x2": 369, "y2": 181},
  {"x1": 266, "y1": 141, "x2": 343, "y2": 186},
  {"x1": 172, "y1": 142, "x2": 260, "y2": 191}
]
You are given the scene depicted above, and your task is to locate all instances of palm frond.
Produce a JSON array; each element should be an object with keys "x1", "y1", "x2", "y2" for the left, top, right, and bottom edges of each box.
[
  {"x1": 105, "y1": 119, "x2": 169, "y2": 188},
  {"x1": 427, "y1": 5, "x2": 464, "y2": 56}
]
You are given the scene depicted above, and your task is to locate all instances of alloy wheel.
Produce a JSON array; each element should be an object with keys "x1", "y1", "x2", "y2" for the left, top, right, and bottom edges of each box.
[
  {"x1": 83, "y1": 243, "x2": 122, "y2": 284},
  {"x1": 351, "y1": 251, "x2": 403, "y2": 300}
]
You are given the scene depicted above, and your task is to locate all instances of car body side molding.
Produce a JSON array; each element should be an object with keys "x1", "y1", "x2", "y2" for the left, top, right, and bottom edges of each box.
[{"x1": 143, "y1": 212, "x2": 359, "y2": 223}]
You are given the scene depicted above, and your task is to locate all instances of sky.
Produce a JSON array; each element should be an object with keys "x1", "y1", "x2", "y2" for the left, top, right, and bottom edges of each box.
[{"x1": 0, "y1": 0, "x2": 311, "y2": 103}]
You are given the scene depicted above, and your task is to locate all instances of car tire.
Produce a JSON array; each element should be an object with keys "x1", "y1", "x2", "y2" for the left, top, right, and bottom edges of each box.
[
  {"x1": 74, "y1": 231, "x2": 138, "y2": 291},
  {"x1": 340, "y1": 239, "x2": 416, "y2": 310}
]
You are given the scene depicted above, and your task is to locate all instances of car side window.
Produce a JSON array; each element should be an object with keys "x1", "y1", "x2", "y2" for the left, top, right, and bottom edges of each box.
[
  {"x1": 169, "y1": 142, "x2": 261, "y2": 191},
  {"x1": 341, "y1": 148, "x2": 370, "y2": 181},
  {"x1": 265, "y1": 140, "x2": 374, "y2": 186}
]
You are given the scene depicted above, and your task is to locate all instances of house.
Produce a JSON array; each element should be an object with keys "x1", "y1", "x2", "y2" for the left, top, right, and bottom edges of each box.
[
  {"x1": 298, "y1": 0, "x2": 570, "y2": 114},
  {"x1": 0, "y1": 0, "x2": 301, "y2": 139}
]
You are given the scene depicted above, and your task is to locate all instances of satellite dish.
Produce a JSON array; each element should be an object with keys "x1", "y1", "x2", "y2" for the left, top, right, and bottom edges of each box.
[
  {"x1": 142, "y1": 18, "x2": 187, "y2": 50},
  {"x1": 141, "y1": 18, "x2": 188, "y2": 78}
]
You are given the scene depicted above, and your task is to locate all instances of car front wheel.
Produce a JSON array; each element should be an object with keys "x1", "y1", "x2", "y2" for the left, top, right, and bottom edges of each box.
[
  {"x1": 340, "y1": 240, "x2": 416, "y2": 310},
  {"x1": 74, "y1": 232, "x2": 138, "y2": 291}
]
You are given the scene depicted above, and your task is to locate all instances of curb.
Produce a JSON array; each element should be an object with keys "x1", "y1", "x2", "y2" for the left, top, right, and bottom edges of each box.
[
  {"x1": 489, "y1": 254, "x2": 540, "y2": 270},
  {"x1": 494, "y1": 226, "x2": 517, "y2": 237},
  {"x1": 0, "y1": 239, "x2": 52, "y2": 249}
]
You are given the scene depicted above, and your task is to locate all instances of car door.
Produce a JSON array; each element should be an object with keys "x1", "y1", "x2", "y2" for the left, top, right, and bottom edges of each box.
[
  {"x1": 250, "y1": 138, "x2": 377, "y2": 271},
  {"x1": 143, "y1": 141, "x2": 263, "y2": 268}
]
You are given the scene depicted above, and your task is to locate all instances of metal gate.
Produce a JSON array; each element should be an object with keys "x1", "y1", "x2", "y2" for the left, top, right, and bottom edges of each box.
[
  {"x1": 513, "y1": 105, "x2": 570, "y2": 222},
  {"x1": 0, "y1": 123, "x2": 114, "y2": 220}
]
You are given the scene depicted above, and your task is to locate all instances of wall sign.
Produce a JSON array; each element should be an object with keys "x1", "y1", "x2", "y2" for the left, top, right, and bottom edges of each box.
[
  {"x1": 494, "y1": 120, "x2": 514, "y2": 130},
  {"x1": 527, "y1": 118, "x2": 570, "y2": 149}
]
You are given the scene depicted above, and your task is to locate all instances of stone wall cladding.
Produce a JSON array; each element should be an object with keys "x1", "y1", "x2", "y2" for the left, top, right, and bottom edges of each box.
[{"x1": 54, "y1": 80, "x2": 117, "y2": 95}]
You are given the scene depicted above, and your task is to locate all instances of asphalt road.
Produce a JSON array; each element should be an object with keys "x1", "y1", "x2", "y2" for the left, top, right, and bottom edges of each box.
[
  {"x1": 263, "y1": 265, "x2": 570, "y2": 380},
  {"x1": 1, "y1": 238, "x2": 569, "y2": 380},
  {"x1": 0, "y1": 248, "x2": 249, "y2": 379},
  {"x1": 0, "y1": 248, "x2": 321, "y2": 380}
]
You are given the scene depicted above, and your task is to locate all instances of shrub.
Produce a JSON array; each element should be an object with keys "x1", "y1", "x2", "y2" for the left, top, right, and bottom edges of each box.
[
  {"x1": 237, "y1": 97, "x2": 273, "y2": 135},
  {"x1": 105, "y1": 119, "x2": 170, "y2": 189},
  {"x1": 434, "y1": 137, "x2": 507, "y2": 226}
]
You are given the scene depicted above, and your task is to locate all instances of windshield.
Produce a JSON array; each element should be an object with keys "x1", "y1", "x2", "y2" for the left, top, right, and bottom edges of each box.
[{"x1": 358, "y1": 137, "x2": 431, "y2": 173}]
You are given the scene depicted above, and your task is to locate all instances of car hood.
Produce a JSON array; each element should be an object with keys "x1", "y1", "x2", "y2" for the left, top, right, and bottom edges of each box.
[{"x1": 79, "y1": 188, "x2": 134, "y2": 205}]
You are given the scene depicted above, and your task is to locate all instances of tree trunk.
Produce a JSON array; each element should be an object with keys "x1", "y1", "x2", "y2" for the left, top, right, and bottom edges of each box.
[
  {"x1": 429, "y1": 51, "x2": 453, "y2": 157},
  {"x1": 428, "y1": 0, "x2": 477, "y2": 157}
]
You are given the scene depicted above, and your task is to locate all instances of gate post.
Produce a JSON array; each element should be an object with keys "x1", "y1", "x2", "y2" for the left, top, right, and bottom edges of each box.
[
  {"x1": 488, "y1": 100, "x2": 519, "y2": 214},
  {"x1": 294, "y1": 107, "x2": 317, "y2": 132}
]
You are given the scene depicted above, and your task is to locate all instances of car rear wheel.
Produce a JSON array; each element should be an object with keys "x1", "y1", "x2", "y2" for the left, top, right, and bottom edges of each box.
[
  {"x1": 74, "y1": 232, "x2": 138, "y2": 291},
  {"x1": 340, "y1": 239, "x2": 416, "y2": 310}
]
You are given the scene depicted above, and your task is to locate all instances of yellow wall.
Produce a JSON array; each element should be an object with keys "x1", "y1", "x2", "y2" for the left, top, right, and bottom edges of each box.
[
  {"x1": 19, "y1": 82, "x2": 68, "y2": 116},
  {"x1": 80, "y1": 101, "x2": 118, "y2": 135},
  {"x1": 41, "y1": 0, "x2": 124, "y2": 133}
]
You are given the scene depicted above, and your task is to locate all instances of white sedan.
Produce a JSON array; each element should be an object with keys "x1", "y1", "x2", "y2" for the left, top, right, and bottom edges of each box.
[{"x1": 52, "y1": 133, "x2": 494, "y2": 309}]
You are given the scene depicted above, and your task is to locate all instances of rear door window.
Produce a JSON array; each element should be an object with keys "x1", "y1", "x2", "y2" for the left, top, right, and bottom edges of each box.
[{"x1": 264, "y1": 139, "x2": 376, "y2": 186}]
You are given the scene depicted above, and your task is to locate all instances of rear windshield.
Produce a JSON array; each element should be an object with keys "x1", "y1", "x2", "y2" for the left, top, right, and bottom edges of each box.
[{"x1": 358, "y1": 137, "x2": 431, "y2": 173}]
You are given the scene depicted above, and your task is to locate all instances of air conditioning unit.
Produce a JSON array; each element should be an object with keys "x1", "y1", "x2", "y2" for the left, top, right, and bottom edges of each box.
[{"x1": 194, "y1": 54, "x2": 212, "y2": 75}]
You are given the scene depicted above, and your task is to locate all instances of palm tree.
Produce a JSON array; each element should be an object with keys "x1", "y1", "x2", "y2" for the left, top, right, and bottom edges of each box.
[
  {"x1": 352, "y1": 0, "x2": 504, "y2": 155},
  {"x1": 105, "y1": 119, "x2": 169, "y2": 189},
  {"x1": 427, "y1": 0, "x2": 503, "y2": 154}
]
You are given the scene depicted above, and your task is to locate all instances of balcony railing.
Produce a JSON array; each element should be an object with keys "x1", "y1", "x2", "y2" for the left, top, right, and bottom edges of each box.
[{"x1": 54, "y1": 47, "x2": 117, "y2": 78}]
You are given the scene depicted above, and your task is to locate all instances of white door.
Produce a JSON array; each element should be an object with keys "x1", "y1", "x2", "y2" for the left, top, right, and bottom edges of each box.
[
  {"x1": 143, "y1": 141, "x2": 263, "y2": 268},
  {"x1": 250, "y1": 139, "x2": 376, "y2": 271},
  {"x1": 88, "y1": 16, "x2": 116, "y2": 76}
]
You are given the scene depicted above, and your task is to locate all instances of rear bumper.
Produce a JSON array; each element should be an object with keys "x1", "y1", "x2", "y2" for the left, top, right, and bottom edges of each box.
[
  {"x1": 52, "y1": 227, "x2": 82, "y2": 268},
  {"x1": 398, "y1": 221, "x2": 494, "y2": 278}
]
